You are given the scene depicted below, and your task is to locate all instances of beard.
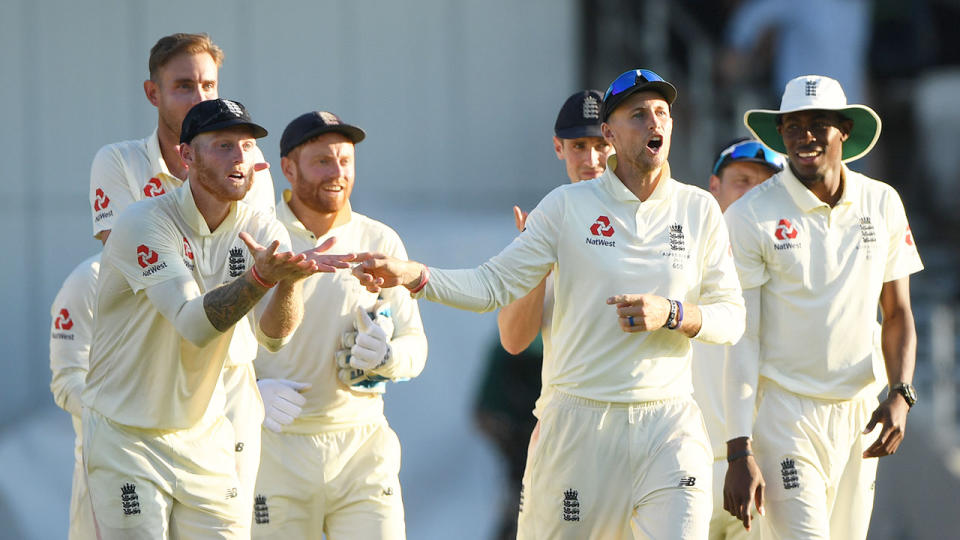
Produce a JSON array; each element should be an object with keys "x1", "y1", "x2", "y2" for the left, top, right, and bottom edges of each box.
[
  {"x1": 192, "y1": 150, "x2": 253, "y2": 203},
  {"x1": 291, "y1": 162, "x2": 351, "y2": 216}
]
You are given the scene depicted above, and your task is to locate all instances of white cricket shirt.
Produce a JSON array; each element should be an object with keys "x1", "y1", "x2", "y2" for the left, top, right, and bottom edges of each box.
[
  {"x1": 50, "y1": 253, "x2": 100, "y2": 420},
  {"x1": 422, "y1": 156, "x2": 745, "y2": 404},
  {"x1": 84, "y1": 184, "x2": 290, "y2": 429},
  {"x1": 88, "y1": 129, "x2": 275, "y2": 368},
  {"x1": 255, "y1": 192, "x2": 428, "y2": 433},
  {"x1": 724, "y1": 165, "x2": 923, "y2": 401}
]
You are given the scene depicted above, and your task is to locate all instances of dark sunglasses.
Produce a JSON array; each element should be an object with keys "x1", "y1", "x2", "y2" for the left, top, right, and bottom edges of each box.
[
  {"x1": 712, "y1": 141, "x2": 785, "y2": 175},
  {"x1": 603, "y1": 69, "x2": 668, "y2": 102}
]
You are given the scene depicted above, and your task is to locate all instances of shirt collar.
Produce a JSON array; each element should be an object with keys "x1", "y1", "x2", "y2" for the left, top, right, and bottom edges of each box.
[
  {"x1": 781, "y1": 164, "x2": 856, "y2": 212},
  {"x1": 146, "y1": 128, "x2": 173, "y2": 177},
  {"x1": 599, "y1": 154, "x2": 673, "y2": 202},
  {"x1": 174, "y1": 181, "x2": 237, "y2": 236}
]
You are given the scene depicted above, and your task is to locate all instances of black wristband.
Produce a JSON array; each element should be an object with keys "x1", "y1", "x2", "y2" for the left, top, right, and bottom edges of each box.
[{"x1": 727, "y1": 449, "x2": 754, "y2": 463}]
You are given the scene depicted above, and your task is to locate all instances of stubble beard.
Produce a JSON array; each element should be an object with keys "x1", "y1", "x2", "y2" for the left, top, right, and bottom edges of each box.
[{"x1": 193, "y1": 151, "x2": 251, "y2": 202}]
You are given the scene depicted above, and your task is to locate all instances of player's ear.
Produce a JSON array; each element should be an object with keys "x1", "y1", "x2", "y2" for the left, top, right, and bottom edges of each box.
[
  {"x1": 144, "y1": 79, "x2": 160, "y2": 107},
  {"x1": 709, "y1": 174, "x2": 721, "y2": 197},
  {"x1": 179, "y1": 142, "x2": 193, "y2": 167},
  {"x1": 281, "y1": 156, "x2": 297, "y2": 184},
  {"x1": 553, "y1": 136, "x2": 564, "y2": 160},
  {"x1": 601, "y1": 122, "x2": 615, "y2": 145}
]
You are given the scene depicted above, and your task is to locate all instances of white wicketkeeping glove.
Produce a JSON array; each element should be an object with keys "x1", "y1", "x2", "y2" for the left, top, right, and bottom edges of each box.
[
  {"x1": 257, "y1": 378, "x2": 311, "y2": 433},
  {"x1": 337, "y1": 301, "x2": 395, "y2": 393}
]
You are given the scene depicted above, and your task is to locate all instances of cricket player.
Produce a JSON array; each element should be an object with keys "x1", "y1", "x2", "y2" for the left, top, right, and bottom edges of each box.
[
  {"x1": 353, "y1": 68, "x2": 746, "y2": 539},
  {"x1": 690, "y1": 138, "x2": 784, "y2": 540},
  {"x1": 251, "y1": 111, "x2": 427, "y2": 539},
  {"x1": 87, "y1": 32, "x2": 276, "y2": 510},
  {"x1": 49, "y1": 253, "x2": 100, "y2": 539},
  {"x1": 722, "y1": 75, "x2": 922, "y2": 539},
  {"x1": 477, "y1": 89, "x2": 612, "y2": 539},
  {"x1": 82, "y1": 99, "x2": 353, "y2": 538}
]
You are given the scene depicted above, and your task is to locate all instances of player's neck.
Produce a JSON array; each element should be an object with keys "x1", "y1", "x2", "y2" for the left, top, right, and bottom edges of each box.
[
  {"x1": 614, "y1": 160, "x2": 666, "y2": 202},
  {"x1": 290, "y1": 198, "x2": 352, "y2": 238},
  {"x1": 157, "y1": 120, "x2": 189, "y2": 180},
  {"x1": 189, "y1": 181, "x2": 232, "y2": 232},
  {"x1": 791, "y1": 162, "x2": 844, "y2": 207}
]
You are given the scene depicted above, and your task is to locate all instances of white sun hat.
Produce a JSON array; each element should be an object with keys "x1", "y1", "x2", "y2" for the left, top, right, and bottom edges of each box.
[{"x1": 744, "y1": 75, "x2": 882, "y2": 163}]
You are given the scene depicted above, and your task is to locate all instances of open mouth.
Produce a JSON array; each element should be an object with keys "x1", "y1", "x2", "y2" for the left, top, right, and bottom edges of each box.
[
  {"x1": 647, "y1": 136, "x2": 663, "y2": 152},
  {"x1": 322, "y1": 185, "x2": 343, "y2": 193},
  {"x1": 228, "y1": 171, "x2": 245, "y2": 181},
  {"x1": 795, "y1": 148, "x2": 822, "y2": 163}
]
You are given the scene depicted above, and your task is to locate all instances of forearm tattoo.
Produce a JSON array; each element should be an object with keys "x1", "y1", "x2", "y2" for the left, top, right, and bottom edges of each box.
[{"x1": 203, "y1": 273, "x2": 267, "y2": 332}]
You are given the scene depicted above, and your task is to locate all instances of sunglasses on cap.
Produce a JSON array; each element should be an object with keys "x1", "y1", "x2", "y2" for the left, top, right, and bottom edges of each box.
[
  {"x1": 712, "y1": 140, "x2": 785, "y2": 175},
  {"x1": 603, "y1": 69, "x2": 668, "y2": 101}
]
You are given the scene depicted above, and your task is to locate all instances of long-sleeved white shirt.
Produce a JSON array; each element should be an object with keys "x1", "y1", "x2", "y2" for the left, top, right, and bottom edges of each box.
[
  {"x1": 255, "y1": 193, "x2": 428, "y2": 432},
  {"x1": 420, "y1": 157, "x2": 745, "y2": 404}
]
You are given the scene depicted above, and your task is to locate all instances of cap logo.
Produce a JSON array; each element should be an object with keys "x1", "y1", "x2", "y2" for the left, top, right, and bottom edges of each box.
[
  {"x1": 804, "y1": 79, "x2": 819, "y2": 97},
  {"x1": 223, "y1": 99, "x2": 244, "y2": 117},
  {"x1": 319, "y1": 111, "x2": 339, "y2": 124},
  {"x1": 582, "y1": 96, "x2": 600, "y2": 120}
]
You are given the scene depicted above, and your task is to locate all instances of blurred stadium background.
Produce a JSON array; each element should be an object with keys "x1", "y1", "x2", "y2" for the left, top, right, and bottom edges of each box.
[{"x1": 1, "y1": 0, "x2": 958, "y2": 537}]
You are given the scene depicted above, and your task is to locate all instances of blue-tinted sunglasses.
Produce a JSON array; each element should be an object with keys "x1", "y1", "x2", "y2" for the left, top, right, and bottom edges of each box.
[
  {"x1": 712, "y1": 141, "x2": 785, "y2": 175},
  {"x1": 603, "y1": 69, "x2": 668, "y2": 102}
]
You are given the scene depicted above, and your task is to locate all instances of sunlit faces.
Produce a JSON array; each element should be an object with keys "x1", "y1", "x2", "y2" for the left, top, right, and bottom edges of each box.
[
  {"x1": 554, "y1": 136, "x2": 612, "y2": 183},
  {"x1": 144, "y1": 52, "x2": 219, "y2": 137},
  {"x1": 601, "y1": 91, "x2": 672, "y2": 174},
  {"x1": 709, "y1": 161, "x2": 780, "y2": 212},
  {"x1": 777, "y1": 110, "x2": 851, "y2": 183},
  {"x1": 282, "y1": 133, "x2": 356, "y2": 217},
  {"x1": 183, "y1": 127, "x2": 259, "y2": 203}
]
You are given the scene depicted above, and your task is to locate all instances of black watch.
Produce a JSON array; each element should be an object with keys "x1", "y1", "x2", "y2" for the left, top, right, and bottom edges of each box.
[{"x1": 890, "y1": 383, "x2": 917, "y2": 408}]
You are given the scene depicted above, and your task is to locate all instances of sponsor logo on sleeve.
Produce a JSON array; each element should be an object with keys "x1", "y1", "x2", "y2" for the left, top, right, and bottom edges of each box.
[
  {"x1": 51, "y1": 308, "x2": 76, "y2": 340},
  {"x1": 93, "y1": 188, "x2": 114, "y2": 223},
  {"x1": 137, "y1": 245, "x2": 168, "y2": 276},
  {"x1": 773, "y1": 218, "x2": 801, "y2": 250},
  {"x1": 587, "y1": 216, "x2": 616, "y2": 247},
  {"x1": 905, "y1": 225, "x2": 914, "y2": 247},
  {"x1": 182, "y1": 237, "x2": 195, "y2": 270},
  {"x1": 143, "y1": 177, "x2": 166, "y2": 198}
]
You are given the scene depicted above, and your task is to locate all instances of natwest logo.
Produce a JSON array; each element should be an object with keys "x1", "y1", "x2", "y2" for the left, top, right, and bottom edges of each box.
[
  {"x1": 905, "y1": 225, "x2": 914, "y2": 246},
  {"x1": 589, "y1": 216, "x2": 615, "y2": 237},
  {"x1": 183, "y1": 237, "x2": 194, "y2": 260},
  {"x1": 54, "y1": 308, "x2": 73, "y2": 330},
  {"x1": 137, "y1": 245, "x2": 160, "y2": 268},
  {"x1": 775, "y1": 219, "x2": 798, "y2": 240},
  {"x1": 93, "y1": 188, "x2": 110, "y2": 211},
  {"x1": 144, "y1": 177, "x2": 166, "y2": 198}
]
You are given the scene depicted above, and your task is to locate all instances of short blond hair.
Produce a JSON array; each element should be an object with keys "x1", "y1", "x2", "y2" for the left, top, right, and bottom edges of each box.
[{"x1": 148, "y1": 33, "x2": 223, "y2": 80}]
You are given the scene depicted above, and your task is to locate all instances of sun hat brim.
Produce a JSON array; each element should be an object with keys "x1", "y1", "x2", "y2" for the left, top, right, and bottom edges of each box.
[{"x1": 744, "y1": 104, "x2": 881, "y2": 163}]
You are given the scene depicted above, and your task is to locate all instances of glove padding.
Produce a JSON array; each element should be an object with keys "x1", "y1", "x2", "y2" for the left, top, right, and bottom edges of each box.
[
  {"x1": 257, "y1": 378, "x2": 311, "y2": 433},
  {"x1": 337, "y1": 302, "x2": 394, "y2": 392}
]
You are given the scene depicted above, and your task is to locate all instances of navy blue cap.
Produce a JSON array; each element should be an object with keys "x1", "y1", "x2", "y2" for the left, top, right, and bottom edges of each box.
[
  {"x1": 180, "y1": 99, "x2": 267, "y2": 144},
  {"x1": 280, "y1": 111, "x2": 366, "y2": 157},
  {"x1": 554, "y1": 90, "x2": 604, "y2": 139}
]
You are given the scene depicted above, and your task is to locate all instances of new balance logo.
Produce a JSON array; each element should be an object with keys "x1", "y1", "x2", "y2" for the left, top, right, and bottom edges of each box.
[
  {"x1": 254, "y1": 495, "x2": 269, "y2": 524},
  {"x1": 121, "y1": 483, "x2": 141, "y2": 516},
  {"x1": 781, "y1": 458, "x2": 800, "y2": 490},
  {"x1": 382, "y1": 487, "x2": 394, "y2": 496},
  {"x1": 226, "y1": 487, "x2": 238, "y2": 500},
  {"x1": 519, "y1": 484, "x2": 525, "y2": 513},
  {"x1": 235, "y1": 442, "x2": 244, "y2": 452},
  {"x1": 678, "y1": 476, "x2": 696, "y2": 487},
  {"x1": 562, "y1": 489, "x2": 580, "y2": 522},
  {"x1": 805, "y1": 79, "x2": 819, "y2": 96},
  {"x1": 228, "y1": 247, "x2": 245, "y2": 277}
]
